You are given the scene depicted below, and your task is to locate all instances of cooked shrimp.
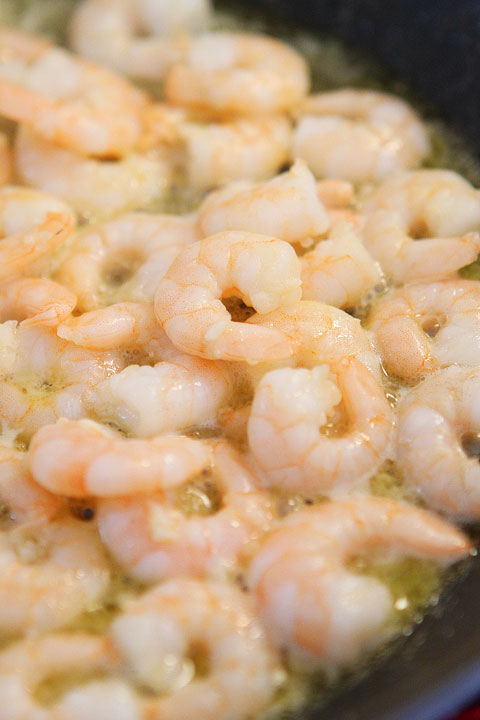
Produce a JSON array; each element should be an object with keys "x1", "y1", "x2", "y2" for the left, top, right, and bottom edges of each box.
[
  {"x1": 0, "y1": 517, "x2": 110, "y2": 636},
  {"x1": 165, "y1": 32, "x2": 309, "y2": 116},
  {"x1": 15, "y1": 126, "x2": 171, "y2": 221},
  {"x1": 248, "y1": 358, "x2": 393, "y2": 495},
  {"x1": 90, "y1": 350, "x2": 234, "y2": 437},
  {"x1": 70, "y1": 0, "x2": 210, "y2": 79},
  {"x1": 0, "y1": 633, "x2": 120, "y2": 720},
  {"x1": 368, "y1": 280, "x2": 480, "y2": 380},
  {"x1": 0, "y1": 28, "x2": 149, "y2": 157},
  {"x1": 28, "y1": 418, "x2": 211, "y2": 497},
  {"x1": 154, "y1": 231, "x2": 301, "y2": 362},
  {"x1": 179, "y1": 115, "x2": 292, "y2": 190},
  {"x1": 250, "y1": 497, "x2": 470, "y2": 666},
  {"x1": 293, "y1": 89, "x2": 429, "y2": 182},
  {"x1": 364, "y1": 169, "x2": 480, "y2": 237},
  {"x1": 397, "y1": 366, "x2": 480, "y2": 519},
  {"x1": 0, "y1": 276, "x2": 76, "y2": 327},
  {"x1": 56, "y1": 212, "x2": 199, "y2": 311},
  {"x1": 0, "y1": 323, "x2": 123, "y2": 440},
  {"x1": 316, "y1": 178, "x2": 354, "y2": 208},
  {"x1": 197, "y1": 160, "x2": 329, "y2": 243},
  {"x1": 247, "y1": 300, "x2": 381, "y2": 379},
  {"x1": 301, "y1": 220, "x2": 383, "y2": 308},
  {"x1": 98, "y1": 441, "x2": 274, "y2": 581},
  {"x1": 112, "y1": 579, "x2": 281, "y2": 719},
  {"x1": 363, "y1": 208, "x2": 480, "y2": 284}
]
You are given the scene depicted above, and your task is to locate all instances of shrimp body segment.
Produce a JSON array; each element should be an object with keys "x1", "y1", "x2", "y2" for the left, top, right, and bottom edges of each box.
[
  {"x1": 397, "y1": 366, "x2": 480, "y2": 519},
  {"x1": 98, "y1": 441, "x2": 274, "y2": 582},
  {"x1": 250, "y1": 498, "x2": 470, "y2": 665},
  {"x1": 293, "y1": 89, "x2": 429, "y2": 182},
  {"x1": 368, "y1": 280, "x2": 480, "y2": 380},
  {"x1": 0, "y1": 277, "x2": 76, "y2": 327},
  {"x1": 0, "y1": 29, "x2": 148, "y2": 157},
  {"x1": 154, "y1": 231, "x2": 302, "y2": 362},
  {"x1": 165, "y1": 32, "x2": 310, "y2": 116},
  {"x1": 248, "y1": 358, "x2": 393, "y2": 495},
  {"x1": 28, "y1": 418, "x2": 211, "y2": 498},
  {"x1": 197, "y1": 160, "x2": 329, "y2": 244}
]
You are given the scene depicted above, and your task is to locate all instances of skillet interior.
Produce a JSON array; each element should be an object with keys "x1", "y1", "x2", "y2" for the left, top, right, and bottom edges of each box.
[{"x1": 219, "y1": 1, "x2": 480, "y2": 718}]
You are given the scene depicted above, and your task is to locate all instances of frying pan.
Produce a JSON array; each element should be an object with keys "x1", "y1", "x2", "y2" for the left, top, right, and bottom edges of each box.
[{"x1": 222, "y1": 1, "x2": 480, "y2": 718}]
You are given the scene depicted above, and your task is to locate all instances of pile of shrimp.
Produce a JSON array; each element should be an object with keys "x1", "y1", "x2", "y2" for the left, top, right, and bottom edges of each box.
[{"x1": 0, "y1": 2, "x2": 479, "y2": 718}]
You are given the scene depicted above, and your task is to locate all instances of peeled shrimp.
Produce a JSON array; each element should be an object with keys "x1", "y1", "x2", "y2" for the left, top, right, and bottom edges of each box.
[
  {"x1": 70, "y1": 0, "x2": 210, "y2": 79},
  {"x1": 154, "y1": 231, "x2": 301, "y2": 362},
  {"x1": 197, "y1": 160, "x2": 329, "y2": 243},
  {"x1": 56, "y1": 212, "x2": 199, "y2": 311},
  {"x1": 0, "y1": 28, "x2": 148, "y2": 157},
  {"x1": 0, "y1": 276, "x2": 76, "y2": 327},
  {"x1": 250, "y1": 497, "x2": 470, "y2": 666},
  {"x1": 178, "y1": 115, "x2": 292, "y2": 190},
  {"x1": 397, "y1": 366, "x2": 480, "y2": 519},
  {"x1": 111, "y1": 579, "x2": 281, "y2": 720},
  {"x1": 368, "y1": 280, "x2": 480, "y2": 380},
  {"x1": 15, "y1": 126, "x2": 171, "y2": 221},
  {"x1": 248, "y1": 358, "x2": 393, "y2": 495},
  {"x1": 301, "y1": 220, "x2": 383, "y2": 308},
  {"x1": 293, "y1": 89, "x2": 429, "y2": 182},
  {"x1": 165, "y1": 32, "x2": 309, "y2": 116},
  {"x1": 28, "y1": 418, "x2": 211, "y2": 497},
  {"x1": 0, "y1": 323, "x2": 123, "y2": 440},
  {"x1": 98, "y1": 441, "x2": 273, "y2": 581}
]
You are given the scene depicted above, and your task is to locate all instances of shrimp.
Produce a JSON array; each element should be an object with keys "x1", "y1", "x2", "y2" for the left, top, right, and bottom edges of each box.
[
  {"x1": 364, "y1": 169, "x2": 480, "y2": 237},
  {"x1": 28, "y1": 418, "x2": 211, "y2": 498},
  {"x1": 397, "y1": 366, "x2": 480, "y2": 519},
  {"x1": 0, "y1": 28, "x2": 149, "y2": 157},
  {"x1": 70, "y1": 0, "x2": 210, "y2": 79},
  {"x1": 316, "y1": 178, "x2": 354, "y2": 209},
  {"x1": 0, "y1": 517, "x2": 110, "y2": 636},
  {"x1": 197, "y1": 160, "x2": 329, "y2": 243},
  {"x1": 249, "y1": 497, "x2": 470, "y2": 666},
  {"x1": 56, "y1": 212, "x2": 199, "y2": 311},
  {"x1": 111, "y1": 579, "x2": 281, "y2": 720},
  {"x1": 0, "y1": 633, "x2": 121, "y2": 720},
  {"x1": 368, "y1": 280, "x2": 480, "y2": 380},
  {"x1": 247, "y1": 300, "x2": 381, "y2": 379},
  {"x1": 293, "y1": 89, "x2": 429, "y2": 182},
  {"x1": 0, "y1": 132, "x2": 13, "y2": 186},
  {"x1": 15, "y1": 126, "x2": 171, "y2": 221},
  {"x1": 165, "y1": 32, "x2": 309, "y2": 116},
  {"x1": 98, "y1": 441, "x2": 274, "y2": 581},
  {"x1": 301, "y1": 220, "x2": 383, "y2": 308},
  {"x1": 178, "y1": 115, "x2": 292, "y2": 190},
  {"x1": 0, "y1": 277, "x2": 76, "y2": 327},
  {"x1": 248, "y1": 358, "x2": 393, "y2": 495},
  {"x1": 0, "y1": 323, "x2": 124, "y2": 441},
  {"x1": 154, "y1": 231, "x2": 302, "y2": 362}
]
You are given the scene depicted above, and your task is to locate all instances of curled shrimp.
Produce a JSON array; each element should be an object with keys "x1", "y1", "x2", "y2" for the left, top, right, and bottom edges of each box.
[
  {"x1": 397, "y1": 366, "x2": 480, "y2": 520},
  {"x1": 178, "y1": 114, "x2": 292, "y2": 190},
  {"x1": 197, "y1": 160, "x2": 329, "y2": 244},
  {"x1": 301, "y1": 220, "x2": 383, "y2": 309},
  {"x1": 293, "y1": 89, "x2": 429, "y2": 182},
  {"x1": 15, "y1": 126, "x2": 171, "y2": 221},
  {"x1": 249, "y1": 497, "x2": 470, "y2": 666},
  {"x1": 28, "y1": 418, "x2": 211, "y2": 498},
  {"x1": 70, "y1": 0, "x2": 210, "y2": 79},
  {"x1": 111, "y1": 579, "x2": 281, "y2": 719},
  {"x1": 248, "y1": 358, "x2": 393, "y2": 495},
  {"x1": 154, "y1": 231, "x2": 302, "y2": 362},
  {"x1": 98, "y1": 441, "x2": 274, "y2": 581},
  {"x1": 0, "y1": 28, "x2": 149, "y2": 157},
  {"x1": 368, "y1": 280, "x2": 480, "y2": 380},
  {"x1": 56, "y1": 211, "x2": 199, "y2": 311},
  {"x1": 165, "y1": 32, "x2": 309, "y2": 116},
  {"x1": 0, "y1": 323, "x2": 124, "y2": 440},
  {"x1": 0, "y1": 276, "x2": 76, "y2": 327}
]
